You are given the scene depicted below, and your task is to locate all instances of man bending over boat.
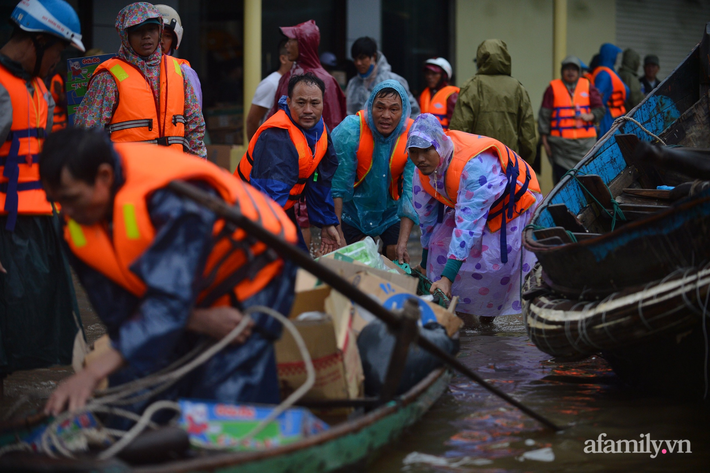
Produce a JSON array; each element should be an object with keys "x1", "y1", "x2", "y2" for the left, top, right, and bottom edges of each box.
[
  {"x1": 40, "y1": 128, "x2": 298, "y2": 418},
  {"x1": 408, "y1": 114, "x2": 541, "y2": 326}
]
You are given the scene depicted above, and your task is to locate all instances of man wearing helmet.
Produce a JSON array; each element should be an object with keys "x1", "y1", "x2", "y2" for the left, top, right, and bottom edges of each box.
[
  {"x1": 155, "y1": 4, "x2": 203, "y2": 110},
  {"x1": 418, "y1": 57, "x2": 459, "y2": 130},
  {"x1": 75, "y1": 3, "x2": 206, "y2": 158},
  {"x1": 0, "y1": 0, "x2": 85, "y2": 393}
]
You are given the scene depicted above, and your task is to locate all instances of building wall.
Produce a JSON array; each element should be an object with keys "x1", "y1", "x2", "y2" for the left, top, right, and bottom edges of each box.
[{"x1": 454, "y1": 0, "x2": 615, "y2": 194}]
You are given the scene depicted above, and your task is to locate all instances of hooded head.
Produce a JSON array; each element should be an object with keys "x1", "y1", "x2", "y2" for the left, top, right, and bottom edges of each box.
[
  {"x1": 598, "y1": 43, "x2": 622, "y2": 70},
  {"x1": 475, "y1": 39, "x2": 511, "y2": 76},
  {"x1": 406, "y1": 113, "x2": 454, "y2": 184},
  {"x1": 365, "y1": 79, "x2": 411, "y2": 141},
  {"x1": 279, "y1": 19, "x2": 321, "y2": 69},
  {"x1": 621, "y1": 48, "x2": 640, "y2": 73},
  {"x1": 115, "y1": 3, "x2": 163, "y2": 65}
]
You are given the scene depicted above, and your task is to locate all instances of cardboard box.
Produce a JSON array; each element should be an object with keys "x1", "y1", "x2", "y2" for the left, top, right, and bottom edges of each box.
[
  {"x1": 205, "y1": 105, "x2": 243, "y2": 130},
  {"x1": 316, "y1": 257, "x2": 417, "y2": 294},
  {"x1": 206, "y1": 144, "x2": 237, "y2": 170},
  {"x1": 209, "y1": 129, "x2": 243, "y2": 146},
  {"x1": 276, "y1": 286, "x2": 364, "y2": 403},
  {"x1": 178, "y1": 399, "x2": 328, "y2": 451},
  {"x1": 348, "y1": 272, "x2": 463, "y2": 338}
]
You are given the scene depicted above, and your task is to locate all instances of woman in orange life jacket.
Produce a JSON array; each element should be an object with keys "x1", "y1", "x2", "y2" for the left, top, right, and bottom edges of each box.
[
  {"x1": 408, "y1": 114, "x2": 542, "y2": 327},
  {"x1": 155, "y1": 4, "x2": 203, "y2": 110},
  {"x1": 75, "y1": 2, "x2": 206, "y2": 157},
  {"x1": 418, "y1": 57, "x2": 459, "y2": 130},
  {"x1": 40, "y1": 127, "x2": 297, "y2": 420}
]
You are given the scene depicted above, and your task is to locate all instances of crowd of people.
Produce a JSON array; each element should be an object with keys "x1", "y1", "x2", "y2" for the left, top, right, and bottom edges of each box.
[{"x1": 0, "y1": 0, "x2": 663, "y2": 419}]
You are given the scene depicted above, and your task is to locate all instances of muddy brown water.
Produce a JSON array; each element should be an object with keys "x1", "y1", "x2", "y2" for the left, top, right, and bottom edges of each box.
[{"x1": 2, "y1": 234, "x2": 710, "y2": 471}]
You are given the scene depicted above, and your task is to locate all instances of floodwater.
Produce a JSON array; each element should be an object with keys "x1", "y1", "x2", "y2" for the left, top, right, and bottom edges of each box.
[
  {"x1": 2, "y1": 235, "x2": 710, "y2": 472},
  {"x1": 369, "y1": 316, "x2": 710, "y2": 472}
]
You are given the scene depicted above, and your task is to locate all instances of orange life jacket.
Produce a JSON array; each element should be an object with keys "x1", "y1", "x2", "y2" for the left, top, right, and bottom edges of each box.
[
  {"x1": 236, "y1": 110, "x2": 328, "y2": 211},
  {"x1": 418, "y1": 131, "x2": 540, "y2": 263},
  {"x1": 591, "y1": 66, "x2": 627, "y2": 118},
  {"x1": 354, "y1": 110, "x2": 413, "y2": 200},
  {"x1": 49, "y1": 73, "x2": 67, "y2": 132},
  {"x1": 64, "y1": 143, "x2": 297, "y2": 305},
  {"x1": 418, "y1": 85, "x2": 459, "y2": 129},
  {"x1": 92, "y1": 56, "x2": 186, "y2": 151},
  {"x1": 549, "y1": 78, "x2": 596, "y2": 139},
  {"x1": 0, "y1": 64, "x2": 53, "y2": 231}
]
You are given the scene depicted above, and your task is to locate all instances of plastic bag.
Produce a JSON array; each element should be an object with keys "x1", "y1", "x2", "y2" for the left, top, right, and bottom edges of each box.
[{"x1": 322, "y1": 237, "x2": 390, "y2": 271}]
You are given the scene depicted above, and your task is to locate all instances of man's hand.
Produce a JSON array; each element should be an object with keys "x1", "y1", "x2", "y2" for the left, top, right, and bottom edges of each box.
[
  {"x1": 45, "y1": 368, "x2": 101, "y2": 416},
  {"x1": 188, "y1": 307, "x2": 254, "y2": 344},
  {"x1": 430, "y1": 276, "x2": 453, "y2": 298},
  {"x1": 580, "y1": 112, "x2": 595, "y2": 122},
  {"x1": 541, "y1": 135, "x2": 552, "y2": 158},
  {"x1": 395, "y1": 241, "x2": 410, "y2": 264},
  {"x1": 320, "y1": 225, "x2": 342, "y2": 254},
  {"x1": 0, "y1": 259, "x2": 5, "y2": 274}
]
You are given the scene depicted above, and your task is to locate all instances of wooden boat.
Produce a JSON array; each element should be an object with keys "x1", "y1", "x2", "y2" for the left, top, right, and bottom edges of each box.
[
  {"x1": 0, "y1": 368, "x2": 451, "y2": 472},
  {"x1": 522, "y1": 22, "x2": 710, "y2": 298},
  {"x1": 523, "y1": 262, "x2": 710, "y2": 398}
]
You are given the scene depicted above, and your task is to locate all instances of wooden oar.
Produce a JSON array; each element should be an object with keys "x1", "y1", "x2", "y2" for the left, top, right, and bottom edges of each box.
[{"x1": 167, "y1": 180, "x2": 562, "y2": 432}]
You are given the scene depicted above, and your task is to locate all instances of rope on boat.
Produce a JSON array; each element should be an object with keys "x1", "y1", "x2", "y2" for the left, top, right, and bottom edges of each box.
[
  {"x1": 14, "y1": 305, "x2": 315, "y2": 460},
  {"x1": 613, "y1": 115, "x2": 667, "y2": 145},
  {"x1": 562, "y1": 168, "x2": 627, "y2": 231}
]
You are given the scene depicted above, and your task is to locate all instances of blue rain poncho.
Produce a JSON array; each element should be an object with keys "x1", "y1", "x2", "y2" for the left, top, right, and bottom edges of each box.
[{"x1": 331, "y1": 80, "x2": 419, "y2": 237}]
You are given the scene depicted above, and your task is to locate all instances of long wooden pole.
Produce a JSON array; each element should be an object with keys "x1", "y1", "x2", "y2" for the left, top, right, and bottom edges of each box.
[{"x1": 167, "y1": 180, "x2": 563, "y2": 432}]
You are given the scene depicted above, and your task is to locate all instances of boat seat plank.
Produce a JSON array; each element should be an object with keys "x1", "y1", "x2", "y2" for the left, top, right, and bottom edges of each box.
[
  {"x1": 622, "y1": 188, "x2": 673, "y2": 200},
  {"x1": 547, "y1": 204, "x2": 587, "y2": 233},
  {"x1": 577, "y1": 174, "x2": 613, "y2": 209},
  {"x1": 534, "y1": 236, "x2": 567, "y2": 247},
  {"x1": 532, "y1": 227, "x2": 574, "y2": 244},
  {"x1": 618, "y1": 203, "x2": 669, "y2": 212},
  {"x1": 572, "y1": 232, "x2": 602, "y2": 241}
]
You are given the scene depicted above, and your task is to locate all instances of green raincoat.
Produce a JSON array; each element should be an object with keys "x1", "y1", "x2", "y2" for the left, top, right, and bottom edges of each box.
[
  {"x1": 449, "y1": 39, "x2": 538, "y2": 164},
  {"x1": 618, "y1": 49, "x2": 644, "y2": 112}
]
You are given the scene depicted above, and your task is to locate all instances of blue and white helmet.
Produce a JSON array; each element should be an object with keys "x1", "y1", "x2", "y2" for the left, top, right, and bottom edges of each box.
[{"x1": 11, "y1": 0, "x2": 85, "y2": 52}]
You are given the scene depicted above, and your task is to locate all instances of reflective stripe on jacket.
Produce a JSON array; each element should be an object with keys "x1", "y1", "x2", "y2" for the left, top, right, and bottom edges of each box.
[
  {"x1": 418, "y1": 131, "x2": 540, "y2": 263},
  {"x1": 418, "y1": 85, "x2": 459, "y2": 129},
  {"x1": 49, "y1": 73, "x2": 67, "y2": 131},
  {"x1": 0, "y1": 64, "x2": 53, "y2": 231},
  {"x1": 92, "y1": 56, "x2": 186, "y2": 151},
  {"x1": 236, "y1": 110, "x2": 327, "y2": 211},
  {"x1": 591, "y1": 66, "x2": 627, "y2": 118},
  {"x1": 65, "y1": 143, "x2": 297, "y2": 305},
  {"x1": 354, "y1": 109, "x2": 413, "y2": 200},
  {"x1": 549, "y1": 78, "x2": 596, "y2": 139}
]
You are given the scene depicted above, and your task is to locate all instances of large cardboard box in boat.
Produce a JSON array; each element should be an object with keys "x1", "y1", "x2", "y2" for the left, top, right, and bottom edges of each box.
[{"x1": 275, "y1": 285, "x2": 364, "y2": 402}]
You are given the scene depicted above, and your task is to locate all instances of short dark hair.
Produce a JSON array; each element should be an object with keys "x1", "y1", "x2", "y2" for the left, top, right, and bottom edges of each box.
[
  {"x1": 351, "y1": 37, "x2": 377, "y2": 59},
  {"x1": 278, "y1": 38, "x2": 288, "y2": 57},
  {"x1": 374, "y1": 87, "x2": 400, "y2": 103},
  {"x1": 40, "y1": 127, "x2": 116, "y2": 189},
  {"x1": 288, "y1": 72, "x2": 325, "y2": 98}
]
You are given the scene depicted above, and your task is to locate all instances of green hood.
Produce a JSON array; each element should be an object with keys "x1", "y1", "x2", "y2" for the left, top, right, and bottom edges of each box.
[
  {"x1": 475, "y1": 39, "x2": 511, "y2": 76},
  {"x1": 621, "y1": 49, "x2": 640, "y2": 73}
]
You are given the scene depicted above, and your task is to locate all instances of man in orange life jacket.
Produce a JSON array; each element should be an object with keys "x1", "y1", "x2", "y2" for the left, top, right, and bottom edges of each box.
[
  {"x1": 331, "y1": 80, "x2": 419, "y2": 263},
  {"x1": 408, "y1": 114, "x2": 541, "y2": 326},
  {"x1": 237, "y1": 72, "x2": 341, "y2": 254},
  {"x1": 591, "y1": 43, "x2": 629, "y2": 137},
  {"x1": 418, "y1": 58, "x2": 459, "y2": 130},
  {"x1": 539, "y1": 56, "x2": 605, "y2": 184},
  {"x1": 0, "y1": 0, "x2": 85, "y2": 393},
  {"x1": 75, "y1": 2, "x2": 206, "y2": 157},
  {"x1": 40, "y1": 127, "x2": 298, "y2": 417}
]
